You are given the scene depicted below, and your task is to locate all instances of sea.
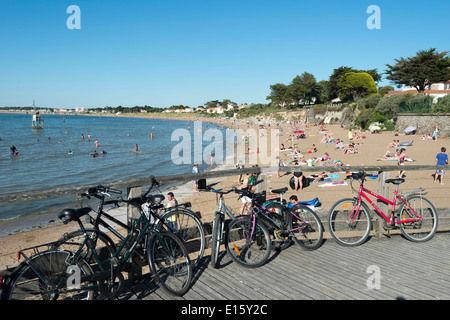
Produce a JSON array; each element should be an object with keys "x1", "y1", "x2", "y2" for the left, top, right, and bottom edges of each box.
[{"x1": 0, "y1": 113, "x2": 231, "y2": 235}]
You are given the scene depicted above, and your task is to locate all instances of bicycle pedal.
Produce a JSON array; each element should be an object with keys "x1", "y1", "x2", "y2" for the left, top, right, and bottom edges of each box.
[{"x1": 382, "y1": 232, "x2": 391, "y2": 238}]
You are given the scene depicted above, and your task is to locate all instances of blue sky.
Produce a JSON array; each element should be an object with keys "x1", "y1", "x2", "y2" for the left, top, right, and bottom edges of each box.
[{"x1": 1, "y1": 0, "x2": 448, "y2": 109}]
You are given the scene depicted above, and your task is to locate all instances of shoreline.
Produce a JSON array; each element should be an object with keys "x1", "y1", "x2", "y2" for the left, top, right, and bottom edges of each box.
[{"x1": 0, "y1": 114, "x2": 236, "y2": 237}]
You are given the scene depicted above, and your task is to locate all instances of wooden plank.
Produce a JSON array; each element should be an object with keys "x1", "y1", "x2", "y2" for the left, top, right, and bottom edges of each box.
[{"x1": 104, "y1": 233, "x2": 450, "y2": 300}]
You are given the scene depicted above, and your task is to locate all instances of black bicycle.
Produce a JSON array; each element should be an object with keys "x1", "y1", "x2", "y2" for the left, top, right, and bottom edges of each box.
[
  {"x1": 1, "y1": 177, "x2": 193, "y2": 300},
  {"x1": 58, "y1": 180, "x2": 205, "y2": 268}
]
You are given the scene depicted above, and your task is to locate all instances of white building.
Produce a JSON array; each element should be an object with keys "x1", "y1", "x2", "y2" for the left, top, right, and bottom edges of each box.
[{"x1": 388, "y1": 81, "x2": 450, "y2": 102}]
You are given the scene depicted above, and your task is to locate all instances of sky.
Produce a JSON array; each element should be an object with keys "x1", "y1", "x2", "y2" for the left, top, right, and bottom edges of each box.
[{"x1": 0, "y1": 0, "x2": 449, "y2": 109}]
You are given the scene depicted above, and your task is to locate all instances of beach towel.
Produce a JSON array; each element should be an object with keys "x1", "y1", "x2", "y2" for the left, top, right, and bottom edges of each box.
[{"x1": 318, "y1": 181, "x2": 348, "y2": 187}]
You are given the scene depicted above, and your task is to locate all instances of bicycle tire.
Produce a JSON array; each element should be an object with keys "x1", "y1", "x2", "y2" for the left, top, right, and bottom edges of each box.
[
  {"x1": 147, "y1": 231, "x2": 192, "y2": 296},
  {"x1": 288, "y1": 204, "x2": 323, "y2": 250},
  {"x1": 398, "y1": 196, "x2": 438, "y2": 242},
  {"x1": 210, "y1": 213, "x2": 223, "y2": 268},
  {"x1": 225, "y1": 215, "x2": 272, "y2": 268},
  {"x1": 56, "y1": 229, "x2": 117, "y2": 265},
  {"x1": 328, "y1": 198, "x2": 372, "y2": 247},
  {"x1": 263, "y1": 202, "x2": 291, "y2": 251},
  {"x1": 2, "y1": 250, "x2": 95, "y2": 300},
  {"x1": 158, "y1": 208, "x2": 206, "y2": 268}
]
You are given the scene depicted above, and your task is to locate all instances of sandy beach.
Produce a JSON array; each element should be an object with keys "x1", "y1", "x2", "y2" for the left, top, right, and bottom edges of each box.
[{"x1": 0, "y1": 114, "x2": 448, "y2": 271}]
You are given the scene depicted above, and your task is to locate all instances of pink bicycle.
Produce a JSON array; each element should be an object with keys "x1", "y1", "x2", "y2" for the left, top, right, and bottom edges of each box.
[{"x1": 328, "y1": 171, "x2": 438, "y2": 246}]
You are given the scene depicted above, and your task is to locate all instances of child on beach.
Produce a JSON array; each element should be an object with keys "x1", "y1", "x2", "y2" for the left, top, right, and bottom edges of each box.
[
  {"x1": 288, "y1": 195, "x2": 298, "y2": 209},
  {"x1": 435, "y1": 147, "x2": 448, "y2": 185}
]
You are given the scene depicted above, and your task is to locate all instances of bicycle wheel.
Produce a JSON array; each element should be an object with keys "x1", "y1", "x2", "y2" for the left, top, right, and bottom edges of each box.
[
  {"x1": 210, "y1": 213, "x2": 224, "y2": 268},
  {"x1": 56, "y1": 229, "x2": 117, "y2": 265},
  {"x1": 328, "y1": 198, "x2": 372, "y2": 247},
  {"x1": 2, "y1": 250, "x2": 95, "y2": 300},
  {"x1": 225, "y1": 215, "x2": 272, "y2": 268},
  {"x1": 263, "y1": 202, "x2": 291, "y2": 251},
  {"x1": 147, "y1": 231, "x2": 192, "y2": 296},
  {"x1": 288, "y1": 204, "x2": 323, "y2": 250},
  {"x1": 158, "y1": 208, "x2": 206, "y2": 268},
  {"x1": 398, "y1": 196, "x2": 438, "y2": 242}
]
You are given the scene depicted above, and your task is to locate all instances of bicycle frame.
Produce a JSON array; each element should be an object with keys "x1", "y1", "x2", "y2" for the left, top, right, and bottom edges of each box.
[
  {"x1": 355, "y1": 184, "x2": 423, "y2": 225},
  {"x1": 214, "y1": 190, "x2": 237, "y2": 220},
  {"x1": 253, "y1": 202, "x2": 310, "y2": 234}
]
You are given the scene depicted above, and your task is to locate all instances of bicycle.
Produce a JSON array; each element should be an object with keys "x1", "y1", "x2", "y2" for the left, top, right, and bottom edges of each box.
[
  {"x1": 328, "y1": 171, "x2": 439, "y2": 247},
  {"x1": 259, "y1": 187, "x2": 323, "y2": 251},
  {"x1": 205, "y1": 183, "x2": 272, "y2": 268},
  {"x1": 58, "y1": 180, "x2": 205, "y2": 268},
  {"x1": 2, "y1": 177, "x2": 193, "y2": 300}
]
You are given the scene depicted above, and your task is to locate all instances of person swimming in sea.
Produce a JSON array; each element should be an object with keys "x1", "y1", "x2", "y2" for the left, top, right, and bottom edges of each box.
[{"x1": 10, "y1": 145, "x2": 18, "y2": 155}]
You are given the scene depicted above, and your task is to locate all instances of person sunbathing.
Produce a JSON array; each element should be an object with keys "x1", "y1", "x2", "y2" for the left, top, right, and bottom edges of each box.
[
  {"x1": 306, "y1": 172, "x2": 329, "y2": 182},
  {"x1": 344, "y1": 144, "x2": 356, "y2": 154},
  {"x1": 377, "y1": 150, "x2": 396, "y2": 161},
  {"x1": 387, "y1": 140, "x2": 399, "y2": 148},
  {"x1": 314, "y1": 152, "x2": 330, "y2": 162}
]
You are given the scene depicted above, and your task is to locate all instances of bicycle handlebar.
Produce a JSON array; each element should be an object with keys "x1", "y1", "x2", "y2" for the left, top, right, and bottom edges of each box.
[{"x1": 85, "y1": 185, "x2": 122, "y2": 196}]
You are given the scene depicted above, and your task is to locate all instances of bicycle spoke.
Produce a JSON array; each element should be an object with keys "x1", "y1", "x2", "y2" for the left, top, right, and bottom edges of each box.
[{"x1": 398, "y1": 196, "x2": 438, "y2": 242}]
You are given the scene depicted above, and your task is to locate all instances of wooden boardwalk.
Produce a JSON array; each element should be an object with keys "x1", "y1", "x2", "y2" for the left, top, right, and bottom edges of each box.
[{"x1": 119, "y1": 231, "x2": 450, "y2": 301}]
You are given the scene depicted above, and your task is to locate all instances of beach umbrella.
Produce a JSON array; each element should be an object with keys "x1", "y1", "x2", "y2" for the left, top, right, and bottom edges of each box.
[
  {"x1": 294, "y1": 130, "x2": 304, "y2": 134},
  {"x1": 404, "y1": 126, "x2": 416, "y2": 133}
]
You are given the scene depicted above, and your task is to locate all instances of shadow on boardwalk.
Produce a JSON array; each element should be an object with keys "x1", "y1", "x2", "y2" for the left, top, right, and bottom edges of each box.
[{"x1": 120, "y1": 231, "x2": 450, "y2": 301}]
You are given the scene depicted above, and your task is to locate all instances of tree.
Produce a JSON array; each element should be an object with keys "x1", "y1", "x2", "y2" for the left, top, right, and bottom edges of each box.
[
  {"x1": 266, "y1": 83, "x2": 288, "y2": 106},
  {"x1": 316, "y1": 80, "x2": 330, "y2": 104},
  {"x1": 385, "y1": 48, "x2": 450, "y2": 93},
  {"x1": 284, "y1": 72, "x2": 317, "y2": 106},
  {"x1": 329, "y1": 66, "x2": 382, "y2": 99},
  {"x1": 378, "y1": 85, "x2": 394, "y2": 96},
  {"x1": 338, "y1": 72, "x2": 377, "y2": 101},
  {"x1": 329, "y1": 66, "x2": 354, "y2": 100}
]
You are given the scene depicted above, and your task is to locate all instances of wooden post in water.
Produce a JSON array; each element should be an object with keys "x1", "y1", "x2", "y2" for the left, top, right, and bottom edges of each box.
[{"x1": 126, "y1": 186, "x2": 142, "y2": 281}]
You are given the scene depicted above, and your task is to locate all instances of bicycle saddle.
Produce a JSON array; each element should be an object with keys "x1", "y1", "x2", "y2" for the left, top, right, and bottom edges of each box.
[
  {"x1": 271, "y1": 187, "x2": 288, "y2": 194},
  {"x1": 385, "y1": 178, "x2": 405, "y2": 185},
  {"x1": 58, "y1": 207, "x2": 92, "y2": 224}
]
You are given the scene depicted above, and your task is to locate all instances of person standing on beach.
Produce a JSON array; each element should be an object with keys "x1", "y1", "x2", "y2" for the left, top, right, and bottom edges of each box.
[
  {"x1": 239, "y1": 172, "x2": 256, "y2": 215},
  {"x1": 192, "y1": 163, "x2": 199, "y2": 192},
  {"x1": 397, "y1": 148, "x2": 406, "y2": 178},
  {"x1": 293, "y1": 171, "x2": 303, "y2": 191},
  {"x1": 166, "y1": 192, "x2": 179, "y2": 230},
  {"x1": 435, "y1": 147, "x2": 448, "y2": 185},
  {"x1": 433, "y1": 125, "x2": 439, "y2": 141},
  {"x1": 210, "y1": 153, "x2": 215, "y2": 167}
]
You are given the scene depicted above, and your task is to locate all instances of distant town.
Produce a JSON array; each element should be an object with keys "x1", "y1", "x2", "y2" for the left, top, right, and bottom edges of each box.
[{"x1": 0, "y1": 103, "x2": 254, "y2": 115}]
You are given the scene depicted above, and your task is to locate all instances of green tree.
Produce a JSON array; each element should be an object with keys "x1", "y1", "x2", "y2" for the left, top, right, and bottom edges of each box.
[
  {"x1": 284, "y1": 72, "x2": 317, "y2": 106},
  {"x1": 378, "y1": 85, "x2": 394, "y2": 96},
  {"x1": 316, "y1": 80, "x2": 330, "y2": 104},
  {"x1": 338, "y1": 72, "x2": 377, "y2": 101},
  {"x1": 385, "y1": 48, "x2": 450, "y2": 93},
  {"x1": 266, "y1": 83, "x2": 288, "y2": 106},
  {"x1": 329, "y1": 66, "x2": 354, "y2": 100},
  {"x1": 329, "y1": 66, "x2": 381, "y2": 99}
]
